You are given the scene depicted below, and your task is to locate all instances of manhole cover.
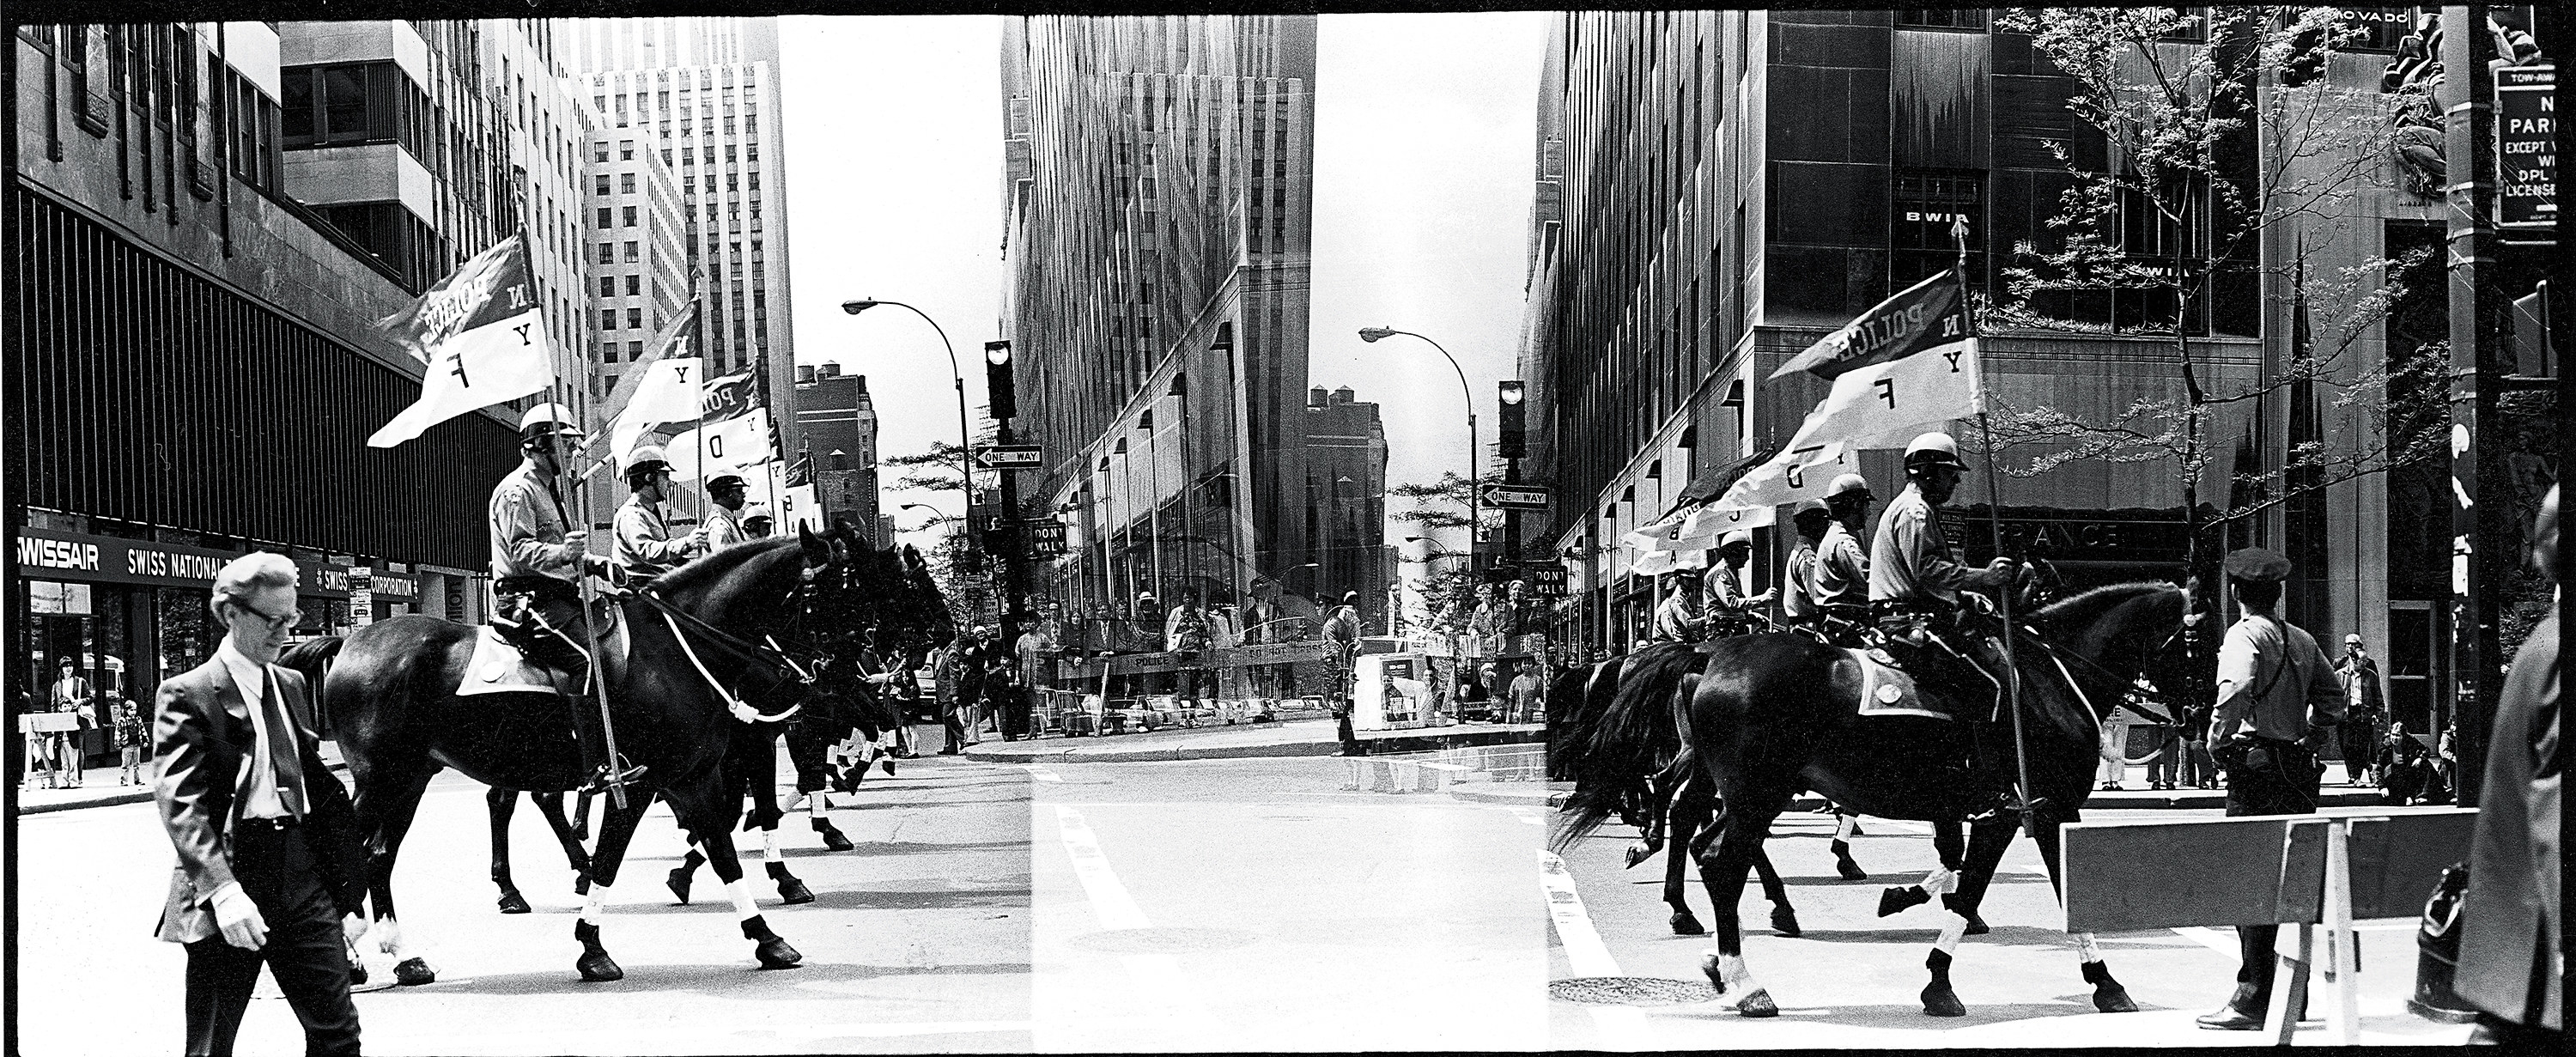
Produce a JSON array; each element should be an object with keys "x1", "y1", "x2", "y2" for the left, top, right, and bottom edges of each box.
[
  {"x1": 1066, "y1": 926, "x2": 1262, "y2": 953},
  {"x1": 1549, "y1": 976, "x2": 1719, "y2": 1006}
]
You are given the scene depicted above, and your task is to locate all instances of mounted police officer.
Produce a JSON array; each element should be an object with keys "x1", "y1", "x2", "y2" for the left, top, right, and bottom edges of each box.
[
  {"x1": 741, "y1": 507, "x2": 775, "y2": 540},
  {"x1": 2197, "y1": 545, "x2": 2347, "y2": 1031},
  {"x1": 489, "y1": 404, "x2": 639, "y2": 793},
  {"x1": 611, "y1": 444, "x2": 707, "y2": 585},
  {"x1": 1654, "y1": 568, "x2": 1709, "y2": 642},
  {"x1": 1814, "y1": 472, "x2": 1874, "y2": 646},
  {"x1": 702, "y1": 473, "x2": 751, "y2": 551},
  {"x1": 1704, "y1": 531, "x2": 1776, "y2": 637},
  {"x1": 1782, "y1": 500, "x2": 1834, "y2": 635},
  {"x1": 1869, "y1": 432, "x2": 2020, "y2": 816}
]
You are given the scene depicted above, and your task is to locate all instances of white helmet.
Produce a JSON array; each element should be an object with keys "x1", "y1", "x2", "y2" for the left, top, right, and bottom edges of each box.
[
  {"x1": 1720, "y1": 529, "x2": 1754, "y2": 550},
  {"x1": 1903, "y1": 431, "x2": 1968, "y2": 472},
  {"x1": 519, "y1": 403, "x2": 583, "y2": 441},
  {"x1": 623, "y1": 444, "x2": 671, "y2": 480},
  {"x1": 1826, "y1": 472, "x2": 1871, "y2": 499}
]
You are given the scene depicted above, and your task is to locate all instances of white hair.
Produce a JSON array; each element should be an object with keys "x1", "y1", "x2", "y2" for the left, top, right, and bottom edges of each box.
[{"x1": 209, "y1": 552, "x2": 299, "y2": 614}]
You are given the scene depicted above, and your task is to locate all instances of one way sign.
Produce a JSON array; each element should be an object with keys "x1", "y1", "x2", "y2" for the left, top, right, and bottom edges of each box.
[
  {"x1": 975, "y1": 445, "x2": 1044, "y2": 471},
  {"x1": 1479, "y1": 483, "x2": 1551, "y2": 511}
]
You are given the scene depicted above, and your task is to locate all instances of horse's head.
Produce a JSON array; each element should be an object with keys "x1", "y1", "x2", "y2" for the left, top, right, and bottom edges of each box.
[{"x1": 2030, "y1": 580, "x2": 2193, "y2": 726}]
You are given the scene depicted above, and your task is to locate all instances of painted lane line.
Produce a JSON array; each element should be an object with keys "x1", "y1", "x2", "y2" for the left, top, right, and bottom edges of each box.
[
  {"x1": 1050, "y1": 806, "x2": 1218, "y2": 1034},
  {"x1": 1023, "y1": 763, "x2": 1062, "y2": 783},
  {"x1": 1540, "y1": 849, "x2": 1652, "y2": 1046}
]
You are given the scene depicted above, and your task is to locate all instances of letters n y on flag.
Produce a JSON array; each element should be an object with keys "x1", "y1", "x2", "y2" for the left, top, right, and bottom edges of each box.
[
  {"x1": 1707, "y1": 269, "x2": 1982, "y2": 513},
  {"x1": 367, "y1": 235, "x2": 554, "y2": 447}
]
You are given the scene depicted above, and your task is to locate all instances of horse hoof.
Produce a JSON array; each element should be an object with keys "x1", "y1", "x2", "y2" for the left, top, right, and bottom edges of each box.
[
  {"x1": 817, "y1": 823, "x2": 854, "y2": 853},
  {"x1": 1622, "y1": 844, "x2": 1651, "y2": 869},
  {"x1": 394, "y1": 957, "x2": 436, "y2": 987},
  {"x1": 1878, "y1": 885, "x2": 1930, "y2": 918},
  {"x1": 1921, "y1": 982, "x2": 1966, "y2": 1018},
  {"x1": 1837, "y1": 859, "x2": 1868, "y2": 881},
  {"x1": 776, "y1": 876, "x2": 816, "y2": 905},
  {"x1": 347, "y1": 961, "x2": 368, "y2": 986},
  {"x1": 1964, "y1": 916, "x2": 1990, "y2": 936},
  {"x1": 754, "y1": 935, "x2": 803, "y2": 969},
  {"x1": 1770, "y1": 907, "x2": 1802, "y2": 939},
  {"x1": 1736, "y1": 988, "x2": 1779, "y2": 1018},
  {"x1": 497, "y1": 890, "x2": 532, "y2": 914},
  {"x1": 2094, "y1": 984, "x2": 2138, "y2": 1013},
  {"x1": 577, "y1": 951, "x2": 623, "y2": 982},
  {"x1": 1670, "y1": 911, "x2": 1706, "y2": 936},
  {"x1": 665, "y1": 866, "x2": 694, "y2": 905}
]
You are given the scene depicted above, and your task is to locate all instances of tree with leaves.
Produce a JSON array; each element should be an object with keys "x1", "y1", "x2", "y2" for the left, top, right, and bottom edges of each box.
[
  {"x1": 1388, "y1": 471, "x2": 1502, "y2": 635},
  {"x1": 1985, "y1": 6, "x2": 2449, "y2": 583}
]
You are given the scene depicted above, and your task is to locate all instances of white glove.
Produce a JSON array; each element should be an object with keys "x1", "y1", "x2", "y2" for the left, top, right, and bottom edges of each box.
[{"x1": 210, "y1": 884, "x2": 268, "y2": 951}]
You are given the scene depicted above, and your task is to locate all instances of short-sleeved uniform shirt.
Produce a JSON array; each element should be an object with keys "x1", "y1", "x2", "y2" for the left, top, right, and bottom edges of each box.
[
  {"x1": 1814, "y1": 520, "x2": 1870, "y2": 609},
  {"x1": 2211, "y1": 612, "x2": 2345, "y2": 743},
  {"x1": 1869, "y1": 483, "x2": 1966, "y2": 606},
  {"x1": 489, "y1": 462, "x2": 581, "y2": 582}
]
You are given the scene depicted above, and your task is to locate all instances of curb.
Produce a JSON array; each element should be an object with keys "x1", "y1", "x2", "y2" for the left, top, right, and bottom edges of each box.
[
  {"x1": 964, "y1": 725, "x2": 1545, "y2": 765},
  {"x1": 17, "y1": 760, "x2": 350, "y2": 817},
  {"x1": 1473, "y1": 789, "x2": 2406, "y2": 816}
]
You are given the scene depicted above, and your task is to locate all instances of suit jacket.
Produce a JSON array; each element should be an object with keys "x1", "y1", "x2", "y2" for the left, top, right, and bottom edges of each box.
[
  {"x1": 2457, "y1": 615, "x2": 2561, "y2": 1029},
  {"x1": 152, "y1": 656, "x2": 368, "y2": 945}
]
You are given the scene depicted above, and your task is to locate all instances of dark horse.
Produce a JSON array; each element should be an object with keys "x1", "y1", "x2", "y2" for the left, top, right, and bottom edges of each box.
[
  {"x1": 280, "y1": 529, "x2": 877, "y2": 983},
  {"x1": 1557, "y1": 580, "x2": 2187, "y2": 1019},
  {"x1": 1550, "y1": 642, "x2": 1833, "y2": 937}
]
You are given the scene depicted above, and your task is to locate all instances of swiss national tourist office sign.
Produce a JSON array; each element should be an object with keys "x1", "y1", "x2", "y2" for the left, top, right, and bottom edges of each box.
[{"x1": 2495, "y1": 64, "x2": 2556, "y2": 233}]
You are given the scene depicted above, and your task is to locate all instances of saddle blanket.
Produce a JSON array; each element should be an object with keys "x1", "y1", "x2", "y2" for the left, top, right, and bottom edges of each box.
[
  {"x1": 1844, "y1": 647, "x2": 1947, "y2": 721},
  {"x1": 457, "y1": 615, "x2": 628, "y2": 699}
]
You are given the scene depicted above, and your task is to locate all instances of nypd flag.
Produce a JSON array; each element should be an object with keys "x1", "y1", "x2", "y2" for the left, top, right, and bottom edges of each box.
[{"x1": 367, "y1": 235, "x2": 556, "y2": 447}]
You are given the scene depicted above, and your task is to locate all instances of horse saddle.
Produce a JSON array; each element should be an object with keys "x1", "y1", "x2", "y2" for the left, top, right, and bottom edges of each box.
[
  {"x1": 1844, "y1": 648, "x2": 1948, "y2": 721},
  {"x1": 459, "y1": 611, "x2": 629, "y2": 699}
]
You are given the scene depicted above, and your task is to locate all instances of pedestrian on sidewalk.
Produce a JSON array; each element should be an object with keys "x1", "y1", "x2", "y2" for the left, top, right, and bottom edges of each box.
[
  {"x1": 1505, "y1": 659, "x2": 1546, "y2": 724},
  {"x1": 153, "y1": 552, "x2": 369, "y2": 1057},
  {"x1": 114, "y1": 696, "x2": 147, "y2": 785},
  {"x1": 2335, "y1": 633, "x2": 2385, "y2": 787},
  {"x1": 48, "y1": 658, "x2": 92, "y2": 788},
  {"x1": 2196, "y1": 547, "x2": 2344, "y2": 1031}
]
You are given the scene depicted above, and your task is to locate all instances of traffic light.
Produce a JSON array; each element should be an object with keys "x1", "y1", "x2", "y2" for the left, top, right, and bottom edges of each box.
[
  {"x1": 1497, "y1": 380, "x2": 1527, "y2": 459},
  {"x1": 984, "y1": 340, "x2": 1017, "y2": 421}
]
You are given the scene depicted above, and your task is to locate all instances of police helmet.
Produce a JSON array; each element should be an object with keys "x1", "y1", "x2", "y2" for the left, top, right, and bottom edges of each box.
[
  {"x1": 1792, "y1": 499, "x2": 1833, "y2": 525},
  {"x1": 624, "y1": 444, "x2": 672, "y2": 483},
  {"x1": 708, "y1": 473, "x2": 748, "y2": 493},
  {"x1": 1826, "y1": 473, "x2": 1872, "y2": 500},
  {"x1": 519, "y1": 403, "x2": 584, "y2": 445},
  {"x1": 1719, "y1": 529, "x2": 1754, "y2": 551},
  {"x1": 743, "y1": 504, "x2": 775, "y2": 525},
  {"x1": 1903, "y1": 432, "x2": 1969, "y2": 474}
]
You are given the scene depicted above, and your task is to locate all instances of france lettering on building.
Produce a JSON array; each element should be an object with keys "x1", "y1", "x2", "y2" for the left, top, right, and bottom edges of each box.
[{"x1": 15, "y1": 536, "x2": 100, "y2": 573}]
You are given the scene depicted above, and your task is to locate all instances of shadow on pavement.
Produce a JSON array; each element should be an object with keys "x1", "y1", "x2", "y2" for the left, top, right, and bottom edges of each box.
[
  {"x1": 1735, "y1": 925, "x2": 2087, "y2": 947},
  {"x1": 356, "y1": 958, "x2": 1031, "y2": 999},
  {"x1": 1647, "y1": 998, "x2": 2147, "y2": 1028}
]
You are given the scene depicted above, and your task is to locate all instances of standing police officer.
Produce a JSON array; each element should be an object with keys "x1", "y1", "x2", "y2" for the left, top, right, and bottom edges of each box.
[{"x1": 2197, "y1": 546, "x2": 2347, "y2": 1030}]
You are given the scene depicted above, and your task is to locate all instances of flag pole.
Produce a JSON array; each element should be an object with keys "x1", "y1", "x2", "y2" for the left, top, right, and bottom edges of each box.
[
  {"x1": 1955, "y1": 216, "x2": 2035, "y2": 830},
  {"x1": 691, "y1": 295, "x2": 708, "y2": 524},
  {"x1": 532, "y1": 227, "x2": 629, "y2": 812}
]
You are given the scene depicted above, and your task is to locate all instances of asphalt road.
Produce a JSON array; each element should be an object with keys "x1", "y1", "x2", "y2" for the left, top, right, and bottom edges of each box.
[{"x1": 1545, "y1": 806, "x2": 2479, "y2": 1048}]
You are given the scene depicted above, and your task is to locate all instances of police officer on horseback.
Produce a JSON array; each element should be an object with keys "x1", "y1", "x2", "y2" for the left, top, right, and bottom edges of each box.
[
  {"x1": 611, "y1": 445, "x2": 707, "y2": 585},
  {"x1": 1868, "y1": 432, "x2": 2020, "y2": 817},
  {"x1": 1653, "y1": 568, "x2": 1709, "y2": 642},
  {"x1": 1782, "y1": 501, "x2": 1834, "y2": 636},
  {"x1": 702, "y1": 473, "x2": 751, "y2": 550},
  {"x1": 489, "y1": 404, "x2": 641, "y2": 793},
  {"x1": 1705, "y1": 531, "x2": 1776, "y2": 637},
  {"x1": 1814, "y1": 473, "x2": 1874, "y2": 646}
]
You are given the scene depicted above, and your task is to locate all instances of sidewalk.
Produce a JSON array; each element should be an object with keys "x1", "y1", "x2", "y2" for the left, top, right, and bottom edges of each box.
[
  {"x1": 962, "y1": 714, "x2": 1545, "y2": 764},
  {"x1": 1446, "y1": 767, "x2": 2417, "y2": 812},
  {"x1": 15, "y1": 762, "x2": 160, "y2": 815}
]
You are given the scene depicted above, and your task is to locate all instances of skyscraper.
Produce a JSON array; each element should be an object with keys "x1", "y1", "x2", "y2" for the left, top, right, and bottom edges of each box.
[
  {"x1": 792, "y1": 363, "x2": 881, "y2": 541},
  {"x1": 1001, "y1": 15, "x2": 1319, "y2": 613},
  {"x1": 569, "y1": 18, "x2": 799, "y2": 468}
]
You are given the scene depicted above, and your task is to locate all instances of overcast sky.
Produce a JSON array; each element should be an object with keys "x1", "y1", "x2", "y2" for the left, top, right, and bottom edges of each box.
[{"x1": 780, "y1": 13, "x2": 1551, "y2": 555}]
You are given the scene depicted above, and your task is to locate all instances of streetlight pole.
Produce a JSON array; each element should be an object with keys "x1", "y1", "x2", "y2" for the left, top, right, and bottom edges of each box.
[
  {"x1": 1360, "y1": 327, "x2": 1479, "y2": 574},
  {"x1": 845, "y1": 299, "x2": 979, "y2": 569}
]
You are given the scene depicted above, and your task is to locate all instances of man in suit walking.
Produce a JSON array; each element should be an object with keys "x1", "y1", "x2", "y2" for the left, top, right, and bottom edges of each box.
[{"x1": 154, "y1": 552, "x2": 370, "y2": 1057}]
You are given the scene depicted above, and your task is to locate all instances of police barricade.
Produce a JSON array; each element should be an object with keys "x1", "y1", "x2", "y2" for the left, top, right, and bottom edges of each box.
[{"x1": 2061, "y1": 806, "x2": 2478, "y2": 1045}]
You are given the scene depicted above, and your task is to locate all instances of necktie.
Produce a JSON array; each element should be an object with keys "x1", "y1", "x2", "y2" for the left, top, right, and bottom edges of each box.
[{"x1": 262, "y1": 675, "x2": 307, "y2": 818}]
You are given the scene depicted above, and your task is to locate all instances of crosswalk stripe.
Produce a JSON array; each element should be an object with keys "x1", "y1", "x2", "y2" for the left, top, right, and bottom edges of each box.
[{"x1": 1540, "y1": 848, "x2": 1652, "y2": 1044}]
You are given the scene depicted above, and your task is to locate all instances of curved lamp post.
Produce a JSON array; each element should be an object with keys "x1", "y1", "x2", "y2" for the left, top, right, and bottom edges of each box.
[
  {"x1": 1363, "y1": 327, "x2": 1479, "y2": 570},
  {"x1": 846, "y1": 298, "x2": 978, "y2": 562}
]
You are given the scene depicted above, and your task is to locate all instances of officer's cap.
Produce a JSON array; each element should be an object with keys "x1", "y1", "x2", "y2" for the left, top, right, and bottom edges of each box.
[
  {"x1": 1792, "y1": 499, "x2": 1832, "y2": 522},
  {"x1": 519, "y1": 403, "x2": 584, "y2": 441},
  {"x1": 1719, "y1": 529, "x2": 1754, "y2": 550},
  {"x1": 1903, "y1": 432, "x2": 1969, "y2": 472},
  {"x1": 2222, "y1": 547, "x2": 2291, "y2": 584},
  {"x1": 1826, "y1": 473, "x2": 1872, "y2": 499}
]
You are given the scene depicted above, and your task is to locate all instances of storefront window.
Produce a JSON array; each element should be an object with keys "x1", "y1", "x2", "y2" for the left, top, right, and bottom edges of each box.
[{"x1": 158, "y1": 587, "x2": 218, "y2": 684}]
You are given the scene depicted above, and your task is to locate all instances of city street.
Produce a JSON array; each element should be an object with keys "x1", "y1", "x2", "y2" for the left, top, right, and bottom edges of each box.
[{"x1": 1546, "y1": 807, "x2": 2480, "y2": 1048}]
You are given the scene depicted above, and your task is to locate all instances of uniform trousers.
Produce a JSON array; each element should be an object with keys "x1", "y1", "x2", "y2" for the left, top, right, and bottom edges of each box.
[
  {"x1": 2222, "y1": 744, "x2": 2322, "y2": 1017},
  {"x1": 183, "y1": 823, "x2": 360, "y2": 1057}
]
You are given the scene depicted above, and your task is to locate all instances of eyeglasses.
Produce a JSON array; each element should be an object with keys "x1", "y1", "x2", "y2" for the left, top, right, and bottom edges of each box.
[{"x1": 231, "y1": 601, "x2": 301, "y2": 632}]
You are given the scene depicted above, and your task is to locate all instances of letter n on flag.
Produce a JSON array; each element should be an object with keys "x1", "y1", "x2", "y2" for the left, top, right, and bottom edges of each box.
[{"x1": 367, "y1": 235, "x2": 555, "y2": 447}]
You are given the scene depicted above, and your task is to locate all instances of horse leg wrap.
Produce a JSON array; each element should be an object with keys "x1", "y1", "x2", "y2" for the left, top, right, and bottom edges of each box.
[
  {"x1": 1923, "y1": 949, "x2": 1965, "y2": 1017},
  {"x1": 808, "y1": 794, "x2": 829, "y2": 818},
  {"x1": 766, "y1": 860, "x2": 815, "y2": 904},
  {"x1": 726, "y1": 878, "x2": 763, "y2": 920},
  {"x1": 1935, "y1": 914, "x2": 1968, "y2": 955},
  {"x1": 2075, "y1": 932, "x2": 2103, "y2": 964},
  {"x1": 579, "y1": 881, "x2": 611, "y2": 926},
  {"x1": 1700, "y1": 953, "x2": 1777, "y2": 1018},
  {"x1": 1835, "y1": 814, "x2": 1860, "y2": 842},
  {"x1": 762, "y1": 827, "x2": 781, "y2": 864},
  {"x1": 1922, "y1": 866, "x2": 1959, "y2": 896}
]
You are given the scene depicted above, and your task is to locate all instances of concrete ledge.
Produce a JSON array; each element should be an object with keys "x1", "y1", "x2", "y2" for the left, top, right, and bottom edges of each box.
[{"x1": 18, "y1": 759, "x2": 351, "y2": 816}]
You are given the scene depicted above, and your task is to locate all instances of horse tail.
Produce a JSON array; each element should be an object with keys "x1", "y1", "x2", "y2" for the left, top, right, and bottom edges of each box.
[
  {"x1": 275, "y1": 637, "x2": 346, "y2": 734},
  {"x1": 1542, "y1": 665, "x2": 1596, "y2": 781},
  {"x1": 1548, "y1": 649, "x2": 1692, "y2": 853}
]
